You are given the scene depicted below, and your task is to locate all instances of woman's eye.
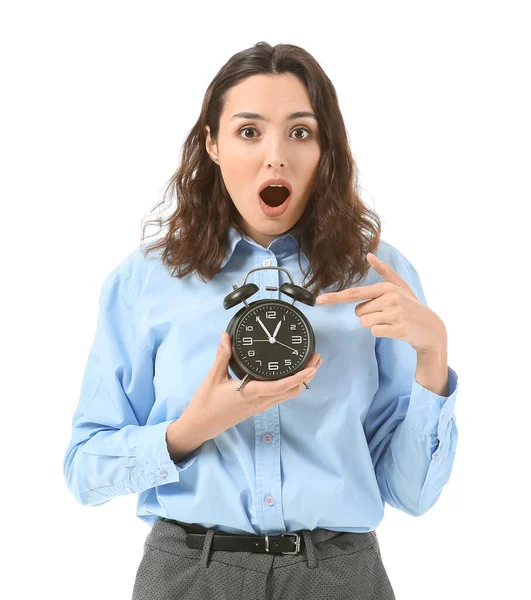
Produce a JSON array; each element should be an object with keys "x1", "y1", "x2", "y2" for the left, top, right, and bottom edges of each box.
[{"x1": 237, "y1": 126, "x2": 311, "y2": 140}]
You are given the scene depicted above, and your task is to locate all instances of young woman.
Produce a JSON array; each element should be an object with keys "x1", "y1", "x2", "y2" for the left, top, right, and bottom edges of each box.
[{"x1": 63, "y1": 41, "x2": 459, "y2": 600}]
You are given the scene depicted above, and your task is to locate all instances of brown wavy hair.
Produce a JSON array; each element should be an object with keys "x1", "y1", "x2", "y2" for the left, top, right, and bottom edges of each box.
[{"x1": 141, "y1": 41, "x2": 382, "y2": 296}]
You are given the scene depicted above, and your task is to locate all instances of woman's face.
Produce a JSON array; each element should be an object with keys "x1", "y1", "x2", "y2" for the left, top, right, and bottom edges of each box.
[{"x1": 206, "y1": 73, "x2": 321, "y2": 248}]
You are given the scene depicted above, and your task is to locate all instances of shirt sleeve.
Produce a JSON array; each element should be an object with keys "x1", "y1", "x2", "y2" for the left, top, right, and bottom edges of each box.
[
  {"x1": 62, "y1": 256, "x2": 199, "y2": 507},
  {"x1": 363, "y1": 246, "x2": 459, "y2": 517}
]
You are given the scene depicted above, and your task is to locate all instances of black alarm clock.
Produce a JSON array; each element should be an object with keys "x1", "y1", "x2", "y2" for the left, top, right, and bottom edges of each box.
[{"x1": 223, "y1": 266, "x2": 317, "y2": 392}]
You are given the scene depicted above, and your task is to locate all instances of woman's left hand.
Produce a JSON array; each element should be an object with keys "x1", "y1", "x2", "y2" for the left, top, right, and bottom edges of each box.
[{"x1": 315, "y1": 253, "x2": 447, "y2": 355}]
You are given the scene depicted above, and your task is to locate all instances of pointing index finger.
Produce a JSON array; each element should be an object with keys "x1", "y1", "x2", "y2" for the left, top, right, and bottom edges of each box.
[
  {"x1": 316, "y1": 289, "x2": 351, "y2": 305},
  {"x1": 316, "y1": 283, "x2": 388, "y2": 305}
]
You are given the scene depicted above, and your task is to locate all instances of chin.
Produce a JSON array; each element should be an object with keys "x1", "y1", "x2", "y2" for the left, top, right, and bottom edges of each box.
[{"x1": 257, "y1": 221, "x2": 295, "y2": 234}]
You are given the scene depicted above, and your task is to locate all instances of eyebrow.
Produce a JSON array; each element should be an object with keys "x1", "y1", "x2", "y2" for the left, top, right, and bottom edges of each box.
[{"x1": 230, "y1": 111, "x2": 317, "y2": 122}]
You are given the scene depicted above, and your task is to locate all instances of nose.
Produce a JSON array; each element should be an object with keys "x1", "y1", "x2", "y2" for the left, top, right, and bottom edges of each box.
[{"x1": 262, "y1": 137, "x2": 287, "y2": 169}]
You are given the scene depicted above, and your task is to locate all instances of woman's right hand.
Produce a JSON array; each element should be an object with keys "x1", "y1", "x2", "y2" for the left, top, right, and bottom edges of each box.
[{"x1": 183, "y1": 332, "x2": 323, "y2": 442}]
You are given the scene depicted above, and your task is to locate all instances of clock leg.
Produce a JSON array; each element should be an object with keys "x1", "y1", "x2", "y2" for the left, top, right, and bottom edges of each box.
[
  {"x1": 236, "y1": 374, "x2": 251, "y2": 392},
  {"x1": 236, "y1": 373, "x2": 311, "y2": 392}
]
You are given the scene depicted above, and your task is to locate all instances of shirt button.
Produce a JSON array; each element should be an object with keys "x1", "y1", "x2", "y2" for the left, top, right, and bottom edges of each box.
[
  {"x1": 265, "y1": 494, "x2": 275, "y2": 506},
  {"x1": 126, "y1": 487, "x2": 134, "y2": 493},
  {"x1": 262, "y1": 259, "x2": 271, "y2": 266},
  {"x1": 277, "y1": 239, "x2": 284, "y2": 247},
  {"x1": 433, "y1": 453, "x2": 440, "y2": 462},
  {"x1": 263, "y1": 433, "x2": 273, "y2": 443},
  {"x1": 157, "y1": 468, "x2": 167, "y2": 477}
]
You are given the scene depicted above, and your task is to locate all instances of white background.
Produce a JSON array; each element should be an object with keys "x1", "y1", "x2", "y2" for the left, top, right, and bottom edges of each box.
[{"x1": 2, "y1": 1, "x2": 529, "y2": 598}]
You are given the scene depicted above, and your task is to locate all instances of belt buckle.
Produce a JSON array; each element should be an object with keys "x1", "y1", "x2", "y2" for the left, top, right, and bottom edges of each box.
[{"x1": 280, "y1": 532, "x2": 300, "y2": 555}]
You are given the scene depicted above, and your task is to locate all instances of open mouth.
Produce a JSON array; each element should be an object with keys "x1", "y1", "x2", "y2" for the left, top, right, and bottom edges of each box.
[{"x1": 259, "y1": 185, "x2": 291, "y2": 207}]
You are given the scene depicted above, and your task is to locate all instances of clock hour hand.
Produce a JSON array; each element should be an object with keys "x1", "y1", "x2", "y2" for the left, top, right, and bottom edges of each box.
[
  {"x1": 256, "y1": 317, "x2": 273, "y2": 340},
  {"x1": 254, "y1": 319, "x2": 299, "y2": 355}
]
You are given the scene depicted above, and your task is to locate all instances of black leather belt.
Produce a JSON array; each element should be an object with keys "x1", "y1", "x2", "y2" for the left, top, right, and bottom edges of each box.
[{"x1": 162, "y1": 518, "x2": 342, "y2": 555}]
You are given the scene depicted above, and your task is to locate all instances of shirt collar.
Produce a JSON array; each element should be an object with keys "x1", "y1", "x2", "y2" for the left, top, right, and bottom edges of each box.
[{"x1": 220, "y1": 222, "x2": 307, "y2": 269}]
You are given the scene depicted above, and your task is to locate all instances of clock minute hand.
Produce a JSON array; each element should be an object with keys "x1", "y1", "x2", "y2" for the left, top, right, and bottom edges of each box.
[{"x1": 256, "y1": 317, "x2": 273, "y2": 339}]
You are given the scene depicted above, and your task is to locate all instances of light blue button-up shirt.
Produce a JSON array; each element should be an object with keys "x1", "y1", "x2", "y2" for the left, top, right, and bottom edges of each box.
[{"x1": 63, "y1": 224, "x2": 459, "y2": 534}]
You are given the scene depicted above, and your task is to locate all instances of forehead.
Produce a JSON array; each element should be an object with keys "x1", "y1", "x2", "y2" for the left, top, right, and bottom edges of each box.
[{"x1": 221, "y1": 73, "x2": 314, "y2": 119}]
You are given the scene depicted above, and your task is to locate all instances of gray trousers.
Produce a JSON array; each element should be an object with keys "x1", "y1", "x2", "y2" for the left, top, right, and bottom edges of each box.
[{"x1": 132, "y1": 517, "x2": 396, "y2": 599}]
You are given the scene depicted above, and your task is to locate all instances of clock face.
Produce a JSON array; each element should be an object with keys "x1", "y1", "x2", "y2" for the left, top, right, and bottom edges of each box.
[{"x1": 235, "y1": 302, "x2": 311, "y2": 378}]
